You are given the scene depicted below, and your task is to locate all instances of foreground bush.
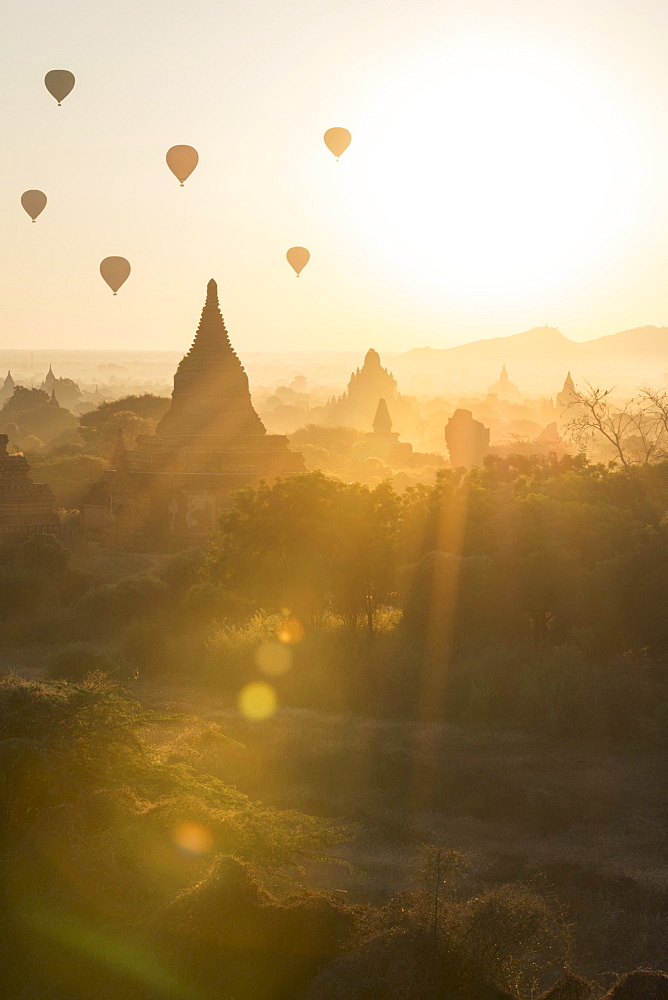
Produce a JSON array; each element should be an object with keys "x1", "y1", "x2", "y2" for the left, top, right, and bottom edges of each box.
[
  {"x1": 46, "y1": 641, "x2": 117, "y2": 681},
  {"x1": 0, "y1": 676, "x2": 347, "y2": 999}
]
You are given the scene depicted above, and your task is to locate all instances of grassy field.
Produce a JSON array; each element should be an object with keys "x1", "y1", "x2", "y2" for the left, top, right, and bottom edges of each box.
[{"x1": 133, "y1": 678, "x2": 668, "y2": 981}]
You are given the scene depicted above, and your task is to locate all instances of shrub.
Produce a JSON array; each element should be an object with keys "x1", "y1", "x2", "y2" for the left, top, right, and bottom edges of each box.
[
  {"x1": 47, "y1": 642, "x2": 116, "y2": 681},
  {"x1": 74, "y1": 575, "x2": 168, "y2": 634}
]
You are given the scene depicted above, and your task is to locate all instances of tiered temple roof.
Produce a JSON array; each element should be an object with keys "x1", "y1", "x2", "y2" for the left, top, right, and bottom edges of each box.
[
  {"x1": 83, "y1": 279, "x2": 304, "y2": 544},
  {"x1": 157, "y1": 279, "x2": 266, "y2": 439}
]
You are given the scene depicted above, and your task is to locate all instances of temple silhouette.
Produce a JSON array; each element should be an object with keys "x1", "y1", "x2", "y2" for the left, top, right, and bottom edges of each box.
[
  {"x1": 445, "y1": 409, "x2": 490, "y2": 468},
  {"x1": 83, "y1": 280, "x2": 305, "y2": 544},
  {"x1": 321, "y1": 347, "x2": 417, "y2": 433},
  {"x1": 0, "y1": 434, "x2": 60, "y2": 537},
  {"x1": 355, "y1": 398, "x2": 414, "y2": 466},
  {"x1": 488, "y1": 364, "x2": 521, "y2": 402},
  {"x1": 0, "y1": 372, "x2": 15, "y2": 404}
]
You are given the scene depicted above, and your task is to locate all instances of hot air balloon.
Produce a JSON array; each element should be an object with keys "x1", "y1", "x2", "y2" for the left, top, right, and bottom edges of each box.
[
  {"x1": 100, "y1": 257, "x2": 131, "y2": 295},
  {"x1": 21, "y1": 190, "x2": 47, "y2": 223},
  {"x1": 45, "y1": 70, "x2": 75, "y2": 106},
  {"x1": 166, "y1": 145, "x2": 199, "y2": 186},
  {"x1": 286, "y1": 247, "x2": 310, "y2": 277},
  {"x1": 324, "y1": 127, "x2": 351, "y2": 160}
]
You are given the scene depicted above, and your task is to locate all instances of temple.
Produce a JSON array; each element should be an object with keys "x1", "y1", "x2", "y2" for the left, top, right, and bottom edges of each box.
[
  {"x1": 445, "y1": 409, "x2": 490, "y2": 468},
  {"x1": 556, "y1": 372, "x2": 582, "y2": 429},
  {"x1": 0, "y1": 434, "x2": 60, "y2": 538},
  {"x1": 556, "y1": 372, "x2": 579, "y2": 409},
  {"x1": 488, "y1": 364, "x2": 521, "y2": 402},
  {"x1": 41, "y1": 365, "x2": 56, "y2": 394},
  {"x1": 355, "y1": 398, "x2": 414, "y2": 466},
  {"x1": 0, "y1": 372, "x2": 15, "y2": 404},
  {"x1": 83, "y1": 279, "x2": 305, "y2": 544},
  {"x1": 322, "y1": 348, "x2": 416, "y2": 432}
]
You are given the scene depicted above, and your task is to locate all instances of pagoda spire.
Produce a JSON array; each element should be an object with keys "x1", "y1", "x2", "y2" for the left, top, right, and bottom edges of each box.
[
  {"x1": 183, "y1": 279, "x2": 237, "y2": 361},
  {"x1": 373, "y1": 398, "x2": 393, "y2": 435},
  {"x1": 43, "y1": 364, "x2": 56, "y2": 391}
]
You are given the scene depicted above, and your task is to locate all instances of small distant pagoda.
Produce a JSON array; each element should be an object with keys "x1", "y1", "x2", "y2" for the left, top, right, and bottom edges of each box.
[
  {"x1": 556, "y1": 371, "x2": 583, "y2": 430},
  {"x1": 0, "y1": 435, "x2": 60, "y2": 538},
  {"x1": 355, "y1": 398, "x2": 414, "y2": 466},
  {"x1": 83, "y1": 280, "x2": 305, "y2": 544},
  {"x1": 488, "y1": 364, "x2": 521, "y2": 402},
  {"x1": 556, "y1": 372, "x2": 579, "y2": 410},
  {"x1": 322, "y1": 347, "x2": 416, "y2": 431},
  {"x1": 0, "y1": 372, "x2": 15, "y2": 404},
  {"x1": 41, "y1": 365, "x2": 57, "y2": 393}
]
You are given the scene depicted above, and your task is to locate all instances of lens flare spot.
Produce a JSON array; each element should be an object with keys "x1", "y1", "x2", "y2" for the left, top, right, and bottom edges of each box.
[
  {"x1": 255, "y1": 640, "x2": 292, "y2": 676},
  {"x1": 277, "y1": 618, "x2": 304, "y2": 644},
  {"x1": 239, "y1": 681, "x2": 277, "y2": 720},
  {"x1": 173, "y1": 821, "x2": 213, "y2": 856}
]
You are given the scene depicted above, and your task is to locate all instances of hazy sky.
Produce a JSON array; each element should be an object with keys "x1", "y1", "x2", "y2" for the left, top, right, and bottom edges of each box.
[{"x1": 3, "y1": 0, "x2": 668, "y2": 352}]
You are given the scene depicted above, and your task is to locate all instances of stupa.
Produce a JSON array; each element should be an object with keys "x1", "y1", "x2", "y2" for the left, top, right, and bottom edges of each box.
[
  {"x1": 83, "y1": 280, "x2": 305, "y2": 543},
  {"x1": 488, "y1": 364, "x2": 521, "y2": 402},
  {"x1": 355, "y1": 398, "x2": 414, "y2": 465},
  {"x1": 41, "y1": 365, "x2": 57, "y2": 393},
  {"x1": 0, "y1": 371, "x2": 15, "y2": 403},
  {"x1": 556, "y1": 372, "x2": 579, "y2": 410},
  {"x1": 322, "y1": 347, "x2": 416, "y2": 432}
]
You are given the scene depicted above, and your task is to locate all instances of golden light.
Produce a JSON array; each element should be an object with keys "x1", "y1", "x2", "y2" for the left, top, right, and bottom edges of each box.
[
  {"x1": 173, "y1": 821, "x2": 214, "y2": 857},
  {"x1": 238, "y1": 681, "x2": 277, "y2": 720},
  {"x1": 255, "y1": 640, "x2": 292, "y2": 676},
  {"x1": 277, "y1": 618, "x2": 304, "y2": 644},
  {"x1": 342, "y1": 40, "x2": 644, "y2": 295}
]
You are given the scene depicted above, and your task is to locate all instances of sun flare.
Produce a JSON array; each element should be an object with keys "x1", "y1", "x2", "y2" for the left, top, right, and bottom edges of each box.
[{"x1": 343, "y1": 42, "x2": 643, "y2": 295}]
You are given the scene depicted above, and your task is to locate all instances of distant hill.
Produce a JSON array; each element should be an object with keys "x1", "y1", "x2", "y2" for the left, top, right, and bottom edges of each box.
[
  {"x1": 399, "y1": 325, "x2": 668, "y2": 389},
  {"x1": 405, "y1": 327, "x2": 575, "y2": 364},
  {"x1": 403, "y1": 325, "x2": 668, "y2": 367}
]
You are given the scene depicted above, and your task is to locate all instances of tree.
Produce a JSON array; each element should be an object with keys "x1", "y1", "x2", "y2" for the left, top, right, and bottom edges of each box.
[
  {"x1": 565, "y1": 383, "x2": 667, "y2": 466},
  {"x1": 78, "y1": 394, "x2": 170, "y2": 455},
  {"x1": 1, "y1": 386, "x2": 77, "y2": 446},
  {"x1": 207, "y1": 473, "x2": 399, "y2": 632}
]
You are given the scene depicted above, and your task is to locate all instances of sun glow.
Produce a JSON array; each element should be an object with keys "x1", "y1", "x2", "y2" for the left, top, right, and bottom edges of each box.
[{"x1": 342, "y1": 41, "x2": 644, "y2": 296}]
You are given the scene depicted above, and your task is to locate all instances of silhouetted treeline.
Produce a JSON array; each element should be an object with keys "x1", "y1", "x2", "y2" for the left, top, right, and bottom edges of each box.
[
  {"x1": 207, "y1": 456, "x2": 668, "y2": 655},
  {"x1": 2, "y1": 456, "x2": 668, "y2": 737}
]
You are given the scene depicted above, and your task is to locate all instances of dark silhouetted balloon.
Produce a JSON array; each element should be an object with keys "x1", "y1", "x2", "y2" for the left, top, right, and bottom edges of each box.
[
  {"x1": 45, "y1": 70, "x2": 75, "y2": 106},
  {"x1": 21, "y1": 190, "x2": 47, "y2": 223},
  {"x1": 166, "y1": 145, "x2": 199, "y2": 186},
  {"x1": 286, "y1": 247, "x2": 310, "y2": 276},
  {"x1": 100, "y1": 257, "x2": 131, "y2": 295},
  {"x1": 324, "y1": 127, "x2": 351, "y2": 160}
]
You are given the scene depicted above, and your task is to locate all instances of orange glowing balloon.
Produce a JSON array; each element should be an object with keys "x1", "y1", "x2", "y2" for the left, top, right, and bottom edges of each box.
[
  {"x1": 286, "y1": 247, "x2": 310, "y2": 277},
  {"x1": 100, "y1": 257, "x2": 131, "y2": 295},
  {"x1": 166, "y1": 145, "x2": 199, "y2": 186},
  {"x1": 324, "y1": 127, "x2": 351, "y2": 160},
  {"x1": 21, "y1": 190, "x2": 47, "y2": 222},
  {"x1": 44, "y1": 70, "x2": 75, "y2": 106}
]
